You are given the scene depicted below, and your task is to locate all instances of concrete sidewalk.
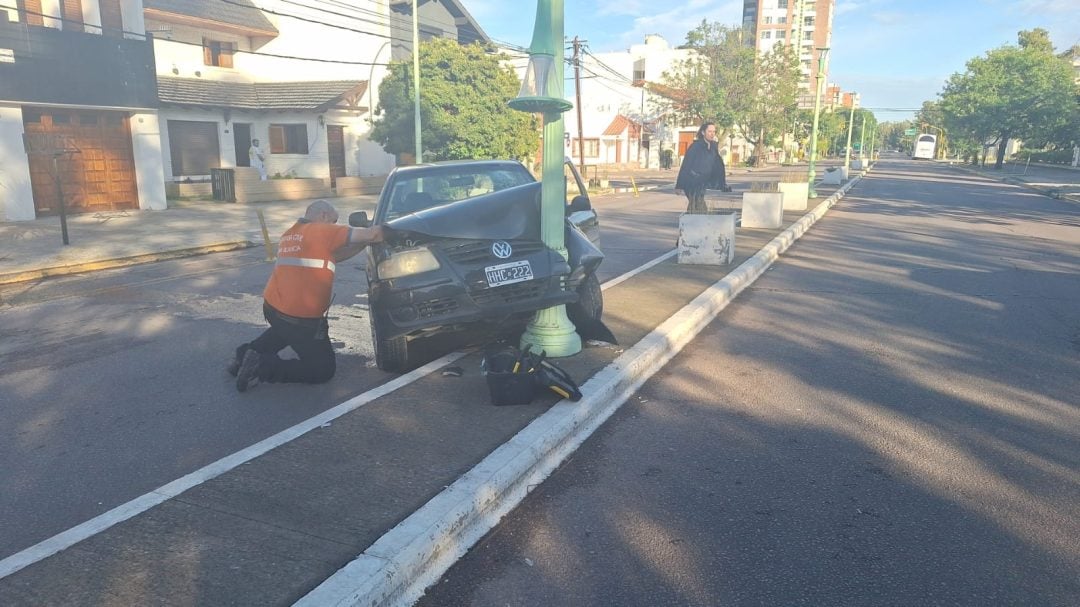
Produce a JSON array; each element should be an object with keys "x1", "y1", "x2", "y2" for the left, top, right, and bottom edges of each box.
[
  {"x1": 0, "y1": 195, "x2": 378, "y2": 285},
  {"x1": 0, "y1": 166, "x2": 863, "y2": 605}
]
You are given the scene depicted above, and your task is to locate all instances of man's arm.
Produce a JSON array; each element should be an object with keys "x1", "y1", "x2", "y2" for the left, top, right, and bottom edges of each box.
[{"x1": 333, "y1": 226, "x2": 387, "y2": 262}]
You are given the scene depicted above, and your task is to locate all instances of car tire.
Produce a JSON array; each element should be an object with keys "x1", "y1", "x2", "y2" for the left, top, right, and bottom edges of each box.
[
  {"x1": 370, "y1": 313, "x2": 411, "y2": 372},
  {"x1": 568, "y1": 272, "x2": 603, "y2": 324}
]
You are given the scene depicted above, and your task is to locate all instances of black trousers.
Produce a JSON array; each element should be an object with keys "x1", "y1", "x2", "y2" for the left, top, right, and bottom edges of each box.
[
  {"x1": 685, "y1": 188, "x2": 707, "y2": 214},
  {"x1": 238, "y1": 302, "x2": 336, "y2": 384}
]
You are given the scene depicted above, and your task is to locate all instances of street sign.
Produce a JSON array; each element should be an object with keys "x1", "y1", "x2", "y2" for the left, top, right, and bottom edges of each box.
[{"x1": 904, "y1": 128, "x2": 917, "y2": 136}]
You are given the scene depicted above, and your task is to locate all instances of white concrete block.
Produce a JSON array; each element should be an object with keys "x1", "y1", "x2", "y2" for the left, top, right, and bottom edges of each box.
[
  {"x1": 777, "y1": 182, "x2": 809, "y2": 210},
  {"x1": 851, "y1": 159, "x2": 864, "y2": 170},
  {"x1": 821, "y1": 168, "x2": 843, "y2": 185},
  {"x1": 678, "y1": 213, "x2": 735, "y2": 265},
  {"x1": 741, "y1": 192, "x2": 784, "y2": 228}
]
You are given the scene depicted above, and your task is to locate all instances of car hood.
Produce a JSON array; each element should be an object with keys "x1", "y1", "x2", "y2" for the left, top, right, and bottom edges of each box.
[{"x1": 385, "y1": 182, "x2": 542, "y2": 242}]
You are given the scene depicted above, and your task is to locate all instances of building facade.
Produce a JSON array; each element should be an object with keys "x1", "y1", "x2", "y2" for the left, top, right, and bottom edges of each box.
[
  {"x1": 743, "y1": 0, "x2": 835, "y2": 109},
  {"x1": 565, "y1": 35, "x2": 699, "y2": 170},
  {"x1": 146, "y1": 0, "x2": 399, "y2": 189},
  {"x1": 0, "y1": 0, "x2": 164, "y2": 221}
]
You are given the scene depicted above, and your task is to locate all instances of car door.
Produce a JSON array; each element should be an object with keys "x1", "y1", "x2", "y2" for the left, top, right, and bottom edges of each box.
[{"x1": 564, "y1": 160, "x2": 599, "y2": 244}]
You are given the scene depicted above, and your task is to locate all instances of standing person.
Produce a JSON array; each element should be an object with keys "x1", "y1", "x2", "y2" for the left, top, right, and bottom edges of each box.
[
  {"x1": 249, "y1": 138, "x2": 267, "y2": 181},
  {"x1": 675, "y1": 122, "x2": 730, "y2": 214},
  {"x1": 230, "y1": 200, "x2": 386, "y2": 392}
]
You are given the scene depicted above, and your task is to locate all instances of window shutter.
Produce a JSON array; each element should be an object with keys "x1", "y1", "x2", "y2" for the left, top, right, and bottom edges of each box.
[
  {"x1": 99, "y1": 0, "x2": 123, "y2": 36},
  {"x1": 61, "y1": 0, "x2": 83, "y2": 32},
  {"x1": 269, "y1": 126, "x2": 285, "y2": 154},
  {"x1": 203, "y1": 40, "x2": 213, "y2": 66},
  {"x1": 18, "y1": 0, "x2": 45, "y2": 26},
  {"x1": 220, "y1": 43, "x2": 234, "y2": 69}
]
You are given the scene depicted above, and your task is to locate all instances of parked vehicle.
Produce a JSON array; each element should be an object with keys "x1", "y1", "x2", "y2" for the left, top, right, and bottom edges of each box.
[{"x1": 350, "y1": 159, "x2": 603, "y2": 372}]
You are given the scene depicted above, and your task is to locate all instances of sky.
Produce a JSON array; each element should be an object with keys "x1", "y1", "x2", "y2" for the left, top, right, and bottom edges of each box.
[{"x1": 464, "y1": 0, "x2": 1080, "y2": 122}]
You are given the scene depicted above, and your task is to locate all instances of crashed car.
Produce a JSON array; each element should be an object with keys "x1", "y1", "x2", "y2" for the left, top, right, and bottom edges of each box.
[{"x1": 349, "y1": 159, "x2": 604, "y2": 372}]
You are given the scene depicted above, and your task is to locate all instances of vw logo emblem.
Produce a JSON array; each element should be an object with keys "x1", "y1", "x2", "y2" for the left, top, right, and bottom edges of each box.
[{"x1": 491, "y1": 241, "x2": 513, "y2": 259}]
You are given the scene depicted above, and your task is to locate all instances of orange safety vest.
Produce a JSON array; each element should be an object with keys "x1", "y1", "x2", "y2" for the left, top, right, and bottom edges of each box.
[{"x1": 263, "y1": 221, "x2": 350, "y2": 318}]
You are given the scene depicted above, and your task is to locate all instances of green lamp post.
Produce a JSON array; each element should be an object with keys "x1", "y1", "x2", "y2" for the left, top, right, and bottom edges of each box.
[
  {"x1": 858, "y1": 114, "x2": 867, "y2": 165},
  {"x1": 842, "y1": 95, "x2": 856, "y2": 174},
  {"x1": 806, "y1": 47, "x2": 830, "y2": 198},
  {"x1": 509, "y1": 0, "x2": 580, "y2": 358}
]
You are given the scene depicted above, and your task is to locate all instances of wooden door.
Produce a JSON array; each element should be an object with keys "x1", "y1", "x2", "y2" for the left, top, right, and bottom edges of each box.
[
  {"x1": 24, "y1": 109, "x2": 138, "y2": 215},
  {"x1": 327, "y1": 125, "x2": 346, "y2": 188}
]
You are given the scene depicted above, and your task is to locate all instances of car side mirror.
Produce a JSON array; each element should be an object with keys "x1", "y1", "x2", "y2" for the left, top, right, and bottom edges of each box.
[
  {"x1": 349, "y1": 211, "x2": 371, "y2": 228},
  {"x1": 568, "y1": 195, "x2": 591, "y2": 213}
]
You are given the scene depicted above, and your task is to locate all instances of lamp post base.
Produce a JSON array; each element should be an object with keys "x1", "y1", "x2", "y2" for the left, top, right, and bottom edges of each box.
[{"x1": 520, "y1": 304, "x2": 581, "y2": 357}]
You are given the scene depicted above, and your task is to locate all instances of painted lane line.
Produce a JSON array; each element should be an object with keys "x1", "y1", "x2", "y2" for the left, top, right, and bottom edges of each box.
[
  {"x1": 294, "y1": 174, "x2": 867, "y2": 607},
  {"x1": 0, "y1": 247, "x2": 683, "y2": 579},
  {"x1": 0, "y1": 351, "x2": 466, "y2": 580},
  {"x1": 600, "y1": 249, "x2": 677, "y2": 291}
]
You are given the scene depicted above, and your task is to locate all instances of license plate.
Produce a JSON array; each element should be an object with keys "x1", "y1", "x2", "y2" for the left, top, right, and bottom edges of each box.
[{"x1": 484, "y1": 260, "x2": 533, "y2": 287}]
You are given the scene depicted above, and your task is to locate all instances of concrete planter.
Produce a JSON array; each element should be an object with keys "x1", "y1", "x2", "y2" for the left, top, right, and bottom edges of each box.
[
  {"x1": 821, "y1": 168, "x2": 844, "y2": 185},
  {"x1": 232, "y1": 167, "x2": 333, "y2": 203},
  {"x1": 677, "y1": 212, "x2": 735, "y2": 265},
  {"x1": 851, "y1": 159, "x2": 864, "y2": 171},
  {"x1": 777, "y1": 182, "x2": 809, "y2": 210},
  {"x1": 741, "y1": 192, "x2": 784, "y2": 228}
]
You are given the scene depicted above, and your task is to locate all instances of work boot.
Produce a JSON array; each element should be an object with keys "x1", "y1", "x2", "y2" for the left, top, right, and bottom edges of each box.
[
  {"x1": 227, "y1": 345, "x2": 250, "y2": 377},
  {"x1": 236, "y1": 350, "x2": 262, "y2": 393}
]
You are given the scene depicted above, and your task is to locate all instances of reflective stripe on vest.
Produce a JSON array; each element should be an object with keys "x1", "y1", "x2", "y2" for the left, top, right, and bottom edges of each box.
[{"x1": 275, "y1": 257, "x2": 336, "y2": 273}]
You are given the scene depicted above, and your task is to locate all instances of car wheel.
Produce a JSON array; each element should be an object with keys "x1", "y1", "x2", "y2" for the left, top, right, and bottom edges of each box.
[
  {"x1": 370, "y1": 312, "x2": 411, "y2": 372},
  {"x1": 568, "y1": 272, "x2": 603, "y2": 324}
]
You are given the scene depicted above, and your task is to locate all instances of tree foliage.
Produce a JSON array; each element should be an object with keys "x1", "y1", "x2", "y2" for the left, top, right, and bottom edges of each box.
[
  {"x1": 370, "y1": 39, "x2": 538, "y2": 162},
  {"x1": 658, "y1": 20, "x2": 800, "y2": 166},
  {"x1": 939, "y1": 29, "x2": 1079, "y2": 168}
]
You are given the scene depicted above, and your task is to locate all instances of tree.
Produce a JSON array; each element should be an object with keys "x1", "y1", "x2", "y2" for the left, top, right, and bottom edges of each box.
[
  {"x1": 370, "y1": 39, "x2": 537, "y2": 163},
  {"x1": 656, "y1": 21, "x2": 755, "y2": 134},
  {"x1": 658, "y1": 20, "x2": 799, "y2": 166},
  {"x1": 734, "y1": 43, "x2": 800, "y2": 165},
  {"x1": 939, "y1": 29, "x2": 1078, "y2": 168}
]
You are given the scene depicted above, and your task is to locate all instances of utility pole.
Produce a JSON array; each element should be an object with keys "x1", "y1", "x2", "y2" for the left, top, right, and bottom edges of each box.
[{"x1": 572, "y1": 36, "x2": 586, "y2": 178}]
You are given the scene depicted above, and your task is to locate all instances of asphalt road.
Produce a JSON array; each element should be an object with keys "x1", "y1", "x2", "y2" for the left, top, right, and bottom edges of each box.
[
  {"x1": 0, "y1": 186, "x2": 687, "y2": 561},
  {"x1": 415, "y1": 159, "x2": 1080, "y2": 606}
]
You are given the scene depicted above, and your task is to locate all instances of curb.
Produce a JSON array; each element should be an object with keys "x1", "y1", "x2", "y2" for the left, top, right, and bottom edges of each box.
[
  {"x1": 0, "y1": 241, "x2": 255, "y2": 286},
  {"x1": 295, "y1": 170, "x2": 869, "y2": 607}
]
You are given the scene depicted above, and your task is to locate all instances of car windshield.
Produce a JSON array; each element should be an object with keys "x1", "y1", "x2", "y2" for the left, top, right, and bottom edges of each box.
[{"x1": 383, "y1": 165, "x2": 535, "y2": 221}]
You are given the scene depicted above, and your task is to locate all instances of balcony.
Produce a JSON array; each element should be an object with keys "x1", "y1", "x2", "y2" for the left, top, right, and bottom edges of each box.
[{"x1": 0, "y1": 13, "x2": 157, "y2": 109}]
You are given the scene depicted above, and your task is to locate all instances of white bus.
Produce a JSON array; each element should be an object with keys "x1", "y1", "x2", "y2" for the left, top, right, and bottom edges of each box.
[{"x1": 912, "y1": 134, "x2": 936, "y2": 160}]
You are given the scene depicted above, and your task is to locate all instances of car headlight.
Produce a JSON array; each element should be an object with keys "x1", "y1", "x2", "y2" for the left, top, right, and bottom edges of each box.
[{"x1": 377, "y1": 248, "x2": 441, "y2": 279}]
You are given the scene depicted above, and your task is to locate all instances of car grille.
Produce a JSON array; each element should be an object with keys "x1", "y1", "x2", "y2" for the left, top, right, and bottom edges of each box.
[
  {"x1": 442, "y1": 239, "x2": 545, "y2": 264},
  {"x1": 417, "y1": 297, "x2": 459, "y2": 319},
  {"x1": 471, "y1": 279, "x2": 546, "y2": 306}
]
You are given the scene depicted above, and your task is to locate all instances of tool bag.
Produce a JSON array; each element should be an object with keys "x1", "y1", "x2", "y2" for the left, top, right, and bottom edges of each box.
[{"x1": 483, "y1": 345, "x2": 583, "y2": 406}]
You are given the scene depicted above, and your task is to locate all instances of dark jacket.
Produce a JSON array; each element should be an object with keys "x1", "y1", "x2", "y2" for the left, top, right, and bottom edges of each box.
[{"x1": 676, "y1": 139, "x2": 726, "y2": 191}]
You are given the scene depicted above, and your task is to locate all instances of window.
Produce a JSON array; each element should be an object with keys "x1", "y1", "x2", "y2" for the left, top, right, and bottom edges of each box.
[
  {"x1": 778, "y1": 0, "x2": 788, "y2": 8},
  {"x1": 269, "y1": 124, "x2": 309, "y2": 154},
  {"x1": 633, "y1": 69, "x2": 645, "y2": 81},
  {"x1": 167, "y1": 120, "x2": 221, "y2": 176},
  {"x1": 777, "y1": 30, "x2": 787, "y2": 39},
  {"x1": 764, "y1": 16, "x2": 773, "y2": 24},
  {"x1": 203, "y1": 39, "x2": 235, "y2": 68},
  {"x1": 804, "y1": 16, "x2": 815, "y2": 26},
  {"x1": 761, "y1": 30, "x2": 772, "y2": 40},
  {"x1": 574, "y1": 138, "x2": 600, "y2": 158},
  {"x1": 778, "y1": 16, "x2": 787, "y2": 24}
]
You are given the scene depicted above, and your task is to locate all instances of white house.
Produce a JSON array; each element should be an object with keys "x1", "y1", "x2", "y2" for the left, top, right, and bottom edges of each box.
[
  {"x1": 145, "y1": 0, "x2": 398, "y2": 189},
  {"x1": 564, "y1": 35, "x2": 709, "y2": 170},
  {"x1": 0, "y1": 0, "x2": 165, "y2": 221}
]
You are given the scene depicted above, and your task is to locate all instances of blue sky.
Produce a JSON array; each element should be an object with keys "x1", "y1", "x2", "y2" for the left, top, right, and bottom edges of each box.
[{"x1": 465, "y1": 0, "x2": 1080, "y2": 122}]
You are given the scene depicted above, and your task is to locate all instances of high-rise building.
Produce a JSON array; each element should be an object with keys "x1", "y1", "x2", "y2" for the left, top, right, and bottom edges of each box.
[{"x1": 742, "y1": 0, "x2": 835, "y2": 108}]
